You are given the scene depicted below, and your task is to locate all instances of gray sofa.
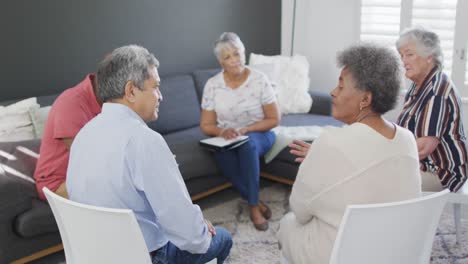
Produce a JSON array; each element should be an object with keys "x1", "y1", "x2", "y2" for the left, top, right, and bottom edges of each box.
[{"x1": 0, "y1": 68, "x2": 342, "y2": 263}]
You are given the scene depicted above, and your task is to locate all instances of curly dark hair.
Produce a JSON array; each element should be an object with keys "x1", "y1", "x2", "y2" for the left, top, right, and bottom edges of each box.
[{"x1": 337, "y1": 43, "x2": 403, "y2": 114}]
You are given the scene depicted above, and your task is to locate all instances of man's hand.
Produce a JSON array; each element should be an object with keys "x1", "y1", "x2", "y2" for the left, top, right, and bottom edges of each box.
[
  {"x1": 205, "y1": 219, "x2": 216, "y2": 236},
  {"x1": 289, "y1": 139, "x2": 311, "y2": 163}
]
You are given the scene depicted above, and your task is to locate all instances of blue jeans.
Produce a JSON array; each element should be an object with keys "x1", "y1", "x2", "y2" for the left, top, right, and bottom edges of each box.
[
  {"x1": 151, "y1": 227, "x2": 232, "y2": 264},
  {"x1": 214, "y1": 131, "x2": 275, "y2": 205}
]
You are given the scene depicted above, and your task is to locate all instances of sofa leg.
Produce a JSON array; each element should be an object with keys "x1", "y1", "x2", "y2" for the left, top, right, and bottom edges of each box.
[
  {"x1": 191, "y1": 183, "x2": 232, "y2": 201},
  {"x1": 10, "y1": 244, "x2": 63, "y2": 264},
  {"x1": 260, "y1": 172, "x2": 294, "y2": 186}
]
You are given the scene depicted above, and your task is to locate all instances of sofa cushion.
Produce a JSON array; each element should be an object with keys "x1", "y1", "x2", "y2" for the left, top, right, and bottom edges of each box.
[
  {"x1": 29, "y1": 106, "x2": 52, "y2": 139},
  {"x1": 14, "y1": 199, "x2": 58, "y2": 237},
  {"x1": 270, "y1": 114, "x2": 344, "y2": 164},
  {"x1": 192, "y1": 69, "x2": 221, "y2": 103},
  {"x1": 37, "y1": 94, "x2": 59, "y2": 107},
  {"x1": 147, "y1": 75, "x2": 201, "y2": 134},
  {"x1": 163, "y1": 127, "x2": 221, "y2": 181},
  {"x1": 280, "y1": 113, "x2": 343, "y2": 127},
  {"x1": 1, "y1": 94, "x2": 59, "y2": 108},
  {"x1": 309, "y1": 91, "x2": 332, "y2": 116},
  {"x1": 250, "y1": 53, "x2": 312, "y2": 114},
  {"x1": 0, "y1": 98, "x2": 40, "y2": 142}
]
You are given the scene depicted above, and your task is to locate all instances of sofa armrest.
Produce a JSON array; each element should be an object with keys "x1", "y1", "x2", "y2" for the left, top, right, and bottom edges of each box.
[
  {"x1": 0, "y1": 139, "x2": 40, "y2": 234},
  {"x1": 308, "y1": 91, "x2": 332, "y2": 116}
]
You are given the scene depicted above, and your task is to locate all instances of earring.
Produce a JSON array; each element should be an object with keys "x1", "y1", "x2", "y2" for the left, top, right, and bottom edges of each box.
[{"x1": 359, "y1": 105, "x2": 363, "y2": 111}]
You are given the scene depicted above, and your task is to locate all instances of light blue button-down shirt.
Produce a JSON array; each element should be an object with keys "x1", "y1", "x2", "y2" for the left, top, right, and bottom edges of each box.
[{"x1": 66, "y1": 103, "x2": 211, "y2": 253}]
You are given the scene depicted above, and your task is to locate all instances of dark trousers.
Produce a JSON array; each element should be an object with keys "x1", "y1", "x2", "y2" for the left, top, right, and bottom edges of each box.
[{"x1": 151, "y1": 227, "x2": 232, "y2": 264}]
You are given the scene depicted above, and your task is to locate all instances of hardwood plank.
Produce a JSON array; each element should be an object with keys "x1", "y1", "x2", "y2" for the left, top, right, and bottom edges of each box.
[
  {"x1": 10, "y1": 244, "x2": 63, "y2": 264},
  {"x1": 191, "y1": 182, "x2": 232, "y2": 201},
  {"x1": 260, "y1": 172, "x2": 294, "y2": 186}
]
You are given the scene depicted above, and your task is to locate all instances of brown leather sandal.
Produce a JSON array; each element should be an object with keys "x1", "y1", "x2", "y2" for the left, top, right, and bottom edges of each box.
[
  {"x1": 250, "y1": 210, "x2": 269, "y2": 231},
  {"x1": 251, "y1": 217, "x2": 269, "y2": 231},
  {"x1": 260, "y1": 201, "x2": 272, "y2": 220}
]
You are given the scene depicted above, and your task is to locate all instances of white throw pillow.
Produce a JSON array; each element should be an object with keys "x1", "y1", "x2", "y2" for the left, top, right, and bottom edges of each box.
[
  {"x1": 248, "y1": 63, "x2": 280, "y2": 90},
  {"x1": 249, "y1": 53, "x2": 312, "y2": 114},
  {"x1": 0, "y1": 126, "x2": 36, "y2": 142},
  {"x1": 0, "y1": 97, "x2": 39, "y2": 115},
  {"x1": 0, "y1": 98, "x2": 39, "y2": 142},
  {"x1": 29, "y1": 106, "x2": 52, "y2": 139}
]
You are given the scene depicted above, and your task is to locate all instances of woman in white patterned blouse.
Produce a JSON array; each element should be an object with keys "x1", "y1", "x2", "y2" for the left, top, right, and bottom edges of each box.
[{"x1": 200, "y1": 32, "x2": 280, "y2": 231}]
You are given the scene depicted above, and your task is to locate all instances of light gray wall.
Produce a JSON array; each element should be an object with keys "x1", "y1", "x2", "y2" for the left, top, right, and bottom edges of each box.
[
  {"x1": 1, "y1": 0, "x2": 280, "y2": 101},
  {"x1": 282, "y1": 0, "x2": 360, "y2": 94}
]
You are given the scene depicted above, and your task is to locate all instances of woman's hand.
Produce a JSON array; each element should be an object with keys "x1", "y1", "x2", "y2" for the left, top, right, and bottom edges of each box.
[
  {"x1": 416, "y1": 136, "x2": 439, "y2": 160},
  {"x1": 289, "y1": 139, "x2": 311, "y2": 163},
  {"x1": 238, "y1": 127, "x2": 249, "y2": 135},
  {"x1": 220, "y1": 128, "x2": 240, "y2": 140}
]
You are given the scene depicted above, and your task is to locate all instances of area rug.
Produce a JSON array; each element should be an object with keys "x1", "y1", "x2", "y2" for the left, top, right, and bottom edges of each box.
[{"x1": 201, "y1": 182, "x2": 468, "y2": 264}]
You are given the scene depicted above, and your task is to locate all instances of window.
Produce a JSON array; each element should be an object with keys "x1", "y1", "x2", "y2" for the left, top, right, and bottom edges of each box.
[
  {"x1": 360, "y1": 0, "x2": 402, "y2": 48},
  {"x1": 360, "y1": 0, "x2": 468, "y2": 95},
  {"x1": 411, "y1": 0, "x2": 457, "y2": 76}
]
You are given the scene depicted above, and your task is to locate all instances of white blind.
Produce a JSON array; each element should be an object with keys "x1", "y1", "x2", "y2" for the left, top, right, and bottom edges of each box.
[
  {"x1": 466, "y1": 46, "x2": 468, "y2": 84},
  {"x1": 360, "y1": 0, "x2": 402, "y2": 49},
  {"x1": 411, "y1": 0, "x2": 458, "y2": 76}
]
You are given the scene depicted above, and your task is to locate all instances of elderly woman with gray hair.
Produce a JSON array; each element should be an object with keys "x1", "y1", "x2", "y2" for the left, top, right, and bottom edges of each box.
[
  {"x1": 200, "y1": 32, "x2": 281, "y2": 231},
  {"x1": 396, "y1": 27, "x2": 467, "y2": 192},
  {"x1": 278, "y1": 43, "x2": 421, "y2": 264}
]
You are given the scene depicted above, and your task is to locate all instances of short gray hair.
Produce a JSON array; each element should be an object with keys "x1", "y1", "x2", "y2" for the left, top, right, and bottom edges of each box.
[
  {"x1": 396, "y1": 27, "x2": 443, "y2": 68},
  {"x1": 213, "y1": 32, "x2": 245, "y2": 59},
  {"x1": 97, "y1": 45, "x2": 159, "y2": 102},
  {"x1": 337, "y1": 43, "x2": 403, "y2": 114}
]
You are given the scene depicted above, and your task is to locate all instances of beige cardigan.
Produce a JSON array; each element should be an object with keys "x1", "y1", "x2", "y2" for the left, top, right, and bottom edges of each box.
[{"x1": 278, "y1": 123, "x2": 421, "y2": 264}]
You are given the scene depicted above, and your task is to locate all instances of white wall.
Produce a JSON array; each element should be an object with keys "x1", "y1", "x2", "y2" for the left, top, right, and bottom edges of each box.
[
  {"x1": 282, "y1": 0, "x2": 468, "y2": 134},
  {"x1": 462, "y1": 100, "x2": 468, "y2": 136},
  {"x1": 282, "y1": 0, "x2": 360, "y2": 94}
]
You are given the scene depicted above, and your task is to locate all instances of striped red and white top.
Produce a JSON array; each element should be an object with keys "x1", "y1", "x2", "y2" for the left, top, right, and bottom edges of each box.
[{"x1": 398, "y1": 66, "x2": 467, "y2": 192}]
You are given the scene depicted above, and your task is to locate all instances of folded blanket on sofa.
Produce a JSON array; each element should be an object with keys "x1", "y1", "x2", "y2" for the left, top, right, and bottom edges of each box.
[{"x1": 264, "y1": 126, "x2": 325, "y2": 164}]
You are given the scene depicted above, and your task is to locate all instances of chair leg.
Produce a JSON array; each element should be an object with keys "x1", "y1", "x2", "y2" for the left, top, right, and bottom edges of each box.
[
  {"x1": 280, "y1": 252, "x2": 290, "y2": 264},
  {"x1": 454, "y1": 203, "x2": 462, "y2": 244}
]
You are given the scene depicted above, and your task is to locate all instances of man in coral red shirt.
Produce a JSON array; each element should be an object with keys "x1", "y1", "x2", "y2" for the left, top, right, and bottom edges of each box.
[{"x1": 34, "y1": 74, "x2": 102, "y2": 200}]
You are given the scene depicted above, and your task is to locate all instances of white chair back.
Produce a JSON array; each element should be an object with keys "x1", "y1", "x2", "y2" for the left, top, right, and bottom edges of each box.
[
  {"x1": 447, "y1": 174, "x2": 468, "y2": 244},
  {"x1": 43, "y1": 187, "x2": 152, "y2": 264},
  {"x1": 446, "y1": 143, "x2": 468, "y2": 244},
  {"x1": 329, "y1": 189, "x2": 449, "y2": 264}
]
